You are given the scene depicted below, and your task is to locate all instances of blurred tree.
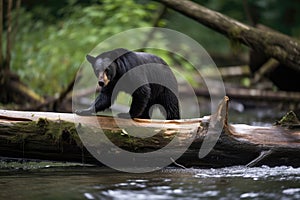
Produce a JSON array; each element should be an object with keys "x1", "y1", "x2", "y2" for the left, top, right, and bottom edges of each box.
[
  {"x1": 0, "y1": 0, "x2": 43, "y2": 105},
  {"x1": 0, "y1": 0, "x2": 3, "y2": 66},
  {"x1": 11, "y1": 0, "x2": 158, "y2": 97}
]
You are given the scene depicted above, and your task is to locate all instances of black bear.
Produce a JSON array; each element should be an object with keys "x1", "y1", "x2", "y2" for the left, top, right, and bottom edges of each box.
[{"x1": 75, "y1": 48, "x2": 180, "y2": 120}]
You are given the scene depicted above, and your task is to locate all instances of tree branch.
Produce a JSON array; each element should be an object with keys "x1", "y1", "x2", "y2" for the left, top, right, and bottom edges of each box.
[{"x1": 157, "y1": 0, "x2": 300, "y2": 72}]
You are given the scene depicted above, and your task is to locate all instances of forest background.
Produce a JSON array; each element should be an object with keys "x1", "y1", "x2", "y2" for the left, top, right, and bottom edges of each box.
[{"x1": 1, "y1": 0, "x2": 300, "y2": 112}]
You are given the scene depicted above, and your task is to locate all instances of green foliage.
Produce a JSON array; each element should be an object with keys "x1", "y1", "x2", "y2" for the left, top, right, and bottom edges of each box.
[
  {"x1": 11, "y1": 0, "x2": 157, "y2": 96},
  {"x1": 11, "y1": 0, "x2": 300, "y2": 97}
]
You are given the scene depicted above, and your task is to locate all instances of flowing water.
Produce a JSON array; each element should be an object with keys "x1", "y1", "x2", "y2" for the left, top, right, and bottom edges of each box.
[
  {"x1": 0, "y1": 163, "x2": 299, "y2": 200},
  {"x1": 1, "y1": 107, "x2": 299, "y2": 199}
]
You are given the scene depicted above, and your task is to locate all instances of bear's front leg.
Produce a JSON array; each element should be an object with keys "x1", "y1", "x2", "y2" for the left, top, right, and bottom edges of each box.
[
  {"x1": 75, "y1": 107, "x2": 94, "y2": 116},
  {"x1": 75, "y1": 92, "x2": 111, "y2": 116}
]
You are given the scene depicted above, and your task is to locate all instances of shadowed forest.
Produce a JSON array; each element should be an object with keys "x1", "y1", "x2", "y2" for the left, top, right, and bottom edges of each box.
[{"x1": 1, "y1": 0, "x2": 300, "y2": 119}]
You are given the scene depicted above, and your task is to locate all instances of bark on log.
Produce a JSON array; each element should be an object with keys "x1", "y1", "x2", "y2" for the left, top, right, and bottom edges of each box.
[
  {"x1": 157, "y1": 0, "x2": 300, "y2": 72},
  {"x1": 0, "y1": 97, "x2": 299, "y2": 168}
]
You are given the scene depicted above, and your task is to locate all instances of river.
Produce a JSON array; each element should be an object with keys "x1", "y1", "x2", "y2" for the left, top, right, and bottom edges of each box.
[{"x1": 0, "y1": 163, "x2": 299, "y2": 199}]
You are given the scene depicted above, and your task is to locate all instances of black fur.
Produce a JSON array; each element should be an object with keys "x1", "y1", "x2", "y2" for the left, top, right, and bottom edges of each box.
[{"x1": 75, "y1": 48, "x2": 180, "y2": 120}]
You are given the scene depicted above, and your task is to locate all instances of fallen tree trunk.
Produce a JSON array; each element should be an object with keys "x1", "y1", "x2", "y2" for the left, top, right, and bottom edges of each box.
[
  {"x1": 157, "y1": 0, "x2": 300, "y2": 72},
  {"x1": 193, "y1": 87, "x2": 300, "y2": 103},
  {"x1": 0, "y1": 97, "x2": 299, "y2": 168}
]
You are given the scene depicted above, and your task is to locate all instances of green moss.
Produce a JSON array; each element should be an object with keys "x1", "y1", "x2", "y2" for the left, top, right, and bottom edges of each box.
[
  {"x1": 36, "y1": 118, "x2": 49, "y2": 127},
  {"x1": 5, "y1": 118, "x2": 178, "y2": 153},
  {"x1": 275, "y1": 111, "x2": 300, "y2": 127},
  {"x1": 228, "y1": 26, "x2": 243, "y2": 54},
  {"x1": 8, "y1": 119, "x2": 82, "y2": 147},
  {"x1": 102, "y1": 128, "x2": 176, "y2": 153}
]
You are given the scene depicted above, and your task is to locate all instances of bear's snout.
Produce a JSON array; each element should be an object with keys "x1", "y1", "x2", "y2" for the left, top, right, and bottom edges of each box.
[{"x1": 98, "y1": 81, "x2": 104, "y2": 87}]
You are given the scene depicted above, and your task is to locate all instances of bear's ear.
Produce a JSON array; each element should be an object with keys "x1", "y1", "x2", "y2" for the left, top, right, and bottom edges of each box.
[
  {"x1": 109, "y1": 62, "x2": 118, "y2": 79},
  {"x1": 86, "y1": 55, "x2": 96, "y2": 64}
]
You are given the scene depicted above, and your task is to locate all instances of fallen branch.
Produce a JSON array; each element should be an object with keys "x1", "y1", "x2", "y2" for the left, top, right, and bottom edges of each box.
[{"x1": 191, "y1": 87, "x2": 300, "y2": 103}]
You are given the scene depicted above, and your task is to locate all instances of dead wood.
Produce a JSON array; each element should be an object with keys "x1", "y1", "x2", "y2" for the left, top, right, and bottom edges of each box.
[{"x1": 192, "y1": 87, "x2": 300, "y2": 103}]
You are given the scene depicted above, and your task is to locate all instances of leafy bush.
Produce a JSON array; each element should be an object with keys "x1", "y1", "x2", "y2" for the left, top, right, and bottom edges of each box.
[{"x1": 12, "y1": 0, "x2": 157, "y2": 96}]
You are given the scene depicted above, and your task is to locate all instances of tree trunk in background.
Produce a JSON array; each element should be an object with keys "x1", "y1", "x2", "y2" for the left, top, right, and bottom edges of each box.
[
  {"x1": 5, "y1": 0, "x2": 12, "y2": 70},
  {"x1": 0, "y1": 0, "x2": 45, "y2": 105},
  {"x1": 0, "y1": 0, "x2": 3, "y2": 65},
  {"x1": 157, "y1": 0, "x2": 300, "y2": 72}
]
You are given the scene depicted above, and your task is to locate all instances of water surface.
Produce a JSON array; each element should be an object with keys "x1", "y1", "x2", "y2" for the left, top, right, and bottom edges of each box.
[{"x1": 1, "y1": 163, "x2": 299, "y2": 200}]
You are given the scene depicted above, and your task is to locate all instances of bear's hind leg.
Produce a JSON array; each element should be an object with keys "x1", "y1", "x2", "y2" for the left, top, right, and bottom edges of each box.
[
  {"x1": 129, "y1": 86, "x2": 151, "y2": 118},
  {"x1": 139, "y1": 102, "x2": 154, "y2": 119},
  {"x1": 159, "y1": 90, "x2": 180, "y2": 120}
]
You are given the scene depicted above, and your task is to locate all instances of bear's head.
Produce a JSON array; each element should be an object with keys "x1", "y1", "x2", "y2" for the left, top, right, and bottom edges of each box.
[
  {"x1": 86, "y1": 54, "x2": 118, "y2": 87},
  {"x1": 86, "y1": 48, "x2": 129, "y2": 87}
]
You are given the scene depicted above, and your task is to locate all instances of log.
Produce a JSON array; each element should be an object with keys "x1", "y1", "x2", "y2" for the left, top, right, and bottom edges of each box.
[
  {"x1": 157, "y1": 0, "x2": 300, "y2": 72},
  {"x1": 193, "y1": 87, "x2": 300, "y2": 103},
  {"x1": 0, "y1": 97, "x2": 299, "y2": 168}
]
